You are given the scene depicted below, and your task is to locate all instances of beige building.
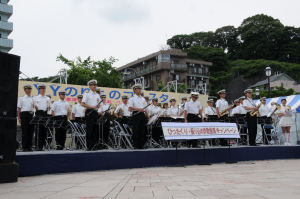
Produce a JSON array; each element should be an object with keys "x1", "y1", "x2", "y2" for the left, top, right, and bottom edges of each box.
[
  {"x1": 250, "y1": 73, "x2": 300, "y2": 93},
  {"x1": 117, "y1": 49, "x2": 212, "y2": 94}
]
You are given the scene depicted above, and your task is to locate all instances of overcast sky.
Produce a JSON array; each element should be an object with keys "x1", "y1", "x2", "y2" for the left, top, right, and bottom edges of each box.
[{"x1": 10, "y1": 0, "x2": 300, "y2": 78}]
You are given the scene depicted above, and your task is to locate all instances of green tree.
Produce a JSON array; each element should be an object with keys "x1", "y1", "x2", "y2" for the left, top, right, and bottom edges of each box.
[
  {"x1": 56, "y1": 54, "x2": 121, "y2": 88},
  {"x1": 255, "y1": 86, "x2": 294, "y2": 98},
  {"x1": 238, "y1": 14, "x2": 284, "y2": 60}
]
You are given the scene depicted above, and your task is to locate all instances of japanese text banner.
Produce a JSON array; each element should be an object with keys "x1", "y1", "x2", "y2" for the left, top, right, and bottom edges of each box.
[{"x1": 162, "y1": 122, "x2": 240, "y2": 140}]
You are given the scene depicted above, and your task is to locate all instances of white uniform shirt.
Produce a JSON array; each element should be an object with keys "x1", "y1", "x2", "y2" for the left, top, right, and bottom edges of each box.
[
  {"x1": 128, "y1": 94, "x2": 147, "y2": 109},
  {"x1": 82, "y1": 91, "x2": 101, "y2": 107},
  {"x1": 33, "y1": 94, "x2": 51, "y2": 111},
  {"x1": 72, "y1": 103, "x2": 85, "y2": 118},
  {"x1": 231, "y1": 105, "x2": 247, "y2": 115},
  {"x1": 115, "y1": 103, "x2": 131, "y2": 117},
  {"x1": 51, "y1": 100, "x2": 70, "y2": 116},
  {"x1": 184, "y1": 99, "x2": 202, "y2": 114},
  {"x1": 216, "y1": 98, "x2": 229, "y2": 113},
  {"x1": 98, "y1": 103, "x2": 110, "y2": 114},
  {"x1": 17, "y1": 95, "x2": 34, "y2": 112},
  {"x1": 149, "y1": 105, "x2": 161, "y2": 116},
  {"x1": 259, "y1": 104, "x2": 269, "y2": 117},
  {"x1": 243, "y1": 98, "x2": 256, "y2": 112},
  {"x1": 205, "y1": 106, "x2": 217, "y2": 116},
  {"x1": 167, "y1": 106, "x2": 179, "y2": 116}
]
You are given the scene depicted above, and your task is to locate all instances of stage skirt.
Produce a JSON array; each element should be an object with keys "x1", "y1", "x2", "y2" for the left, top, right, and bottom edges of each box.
[{"x1": 279, "y1": 116, "x2": 293, "y2": 127}]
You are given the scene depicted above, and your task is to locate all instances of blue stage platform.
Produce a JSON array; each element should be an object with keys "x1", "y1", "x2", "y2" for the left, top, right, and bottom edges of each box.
[{"x1": 16, "y1": 146, "x2": 300, "y2": 177}]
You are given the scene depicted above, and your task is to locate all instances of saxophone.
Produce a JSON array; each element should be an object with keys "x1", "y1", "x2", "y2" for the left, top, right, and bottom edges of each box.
[{"x1": 250, "y1": 103, "x2": 261, "y2": 117}]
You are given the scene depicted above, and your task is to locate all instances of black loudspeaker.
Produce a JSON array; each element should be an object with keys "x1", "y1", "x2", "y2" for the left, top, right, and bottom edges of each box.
[
  {"x1": 0, "y1": 52, "x2": 20, "y2": 183},
  {"x1": 0, "y1": 51, "x2": 20, "y2": 117}
]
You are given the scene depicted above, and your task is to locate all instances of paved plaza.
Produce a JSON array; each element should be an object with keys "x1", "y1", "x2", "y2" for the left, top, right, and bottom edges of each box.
[{"x1": 1, "y1": 159, "x2": 300, "y2": 199}]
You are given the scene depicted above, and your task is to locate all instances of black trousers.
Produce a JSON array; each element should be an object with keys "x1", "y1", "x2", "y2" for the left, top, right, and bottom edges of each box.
[
  {"x1": 20, "y1": 111, "x2": 34, "y2": 150},
  {"x1": 246, "y1": 112, "x2": 257, "y2": 146},
  {"x1": 131, "y1": 112, "x2": 147, "y2": 149},
  {"x1": 260, "y1": 116, "x2": 271, "y2": 144},
  {"x1": 54, "y1": 116, "x2": 67, "y2": 149},
  {"x1": 85, "y1": 109, "x2": 98, "y2": 150},
  {"x1": 35, "y1": 110, "x2": 48, "y2": 149},
  {"x1": 187, "y1": 113, "x2": 202, "y2": 147}
]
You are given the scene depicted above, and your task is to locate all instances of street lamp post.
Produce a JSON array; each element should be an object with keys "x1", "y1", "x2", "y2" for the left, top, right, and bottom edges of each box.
[
  {"x1": 265, "y1": 66, "x2": 272, "y2": 97},
  {"x1": 255, "y1": 88, "x2": 260, "y2": 99}
]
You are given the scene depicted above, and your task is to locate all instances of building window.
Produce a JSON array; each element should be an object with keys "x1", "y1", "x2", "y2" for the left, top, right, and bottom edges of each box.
[
  {"x1": 157, "y1": 54, "x2": 170, "y2": 63},
  {"x1": 156, "y1": 75, "x2": 161, "y2": 82}
]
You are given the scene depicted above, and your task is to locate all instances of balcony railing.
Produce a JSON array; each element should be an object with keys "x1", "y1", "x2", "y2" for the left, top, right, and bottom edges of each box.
[
  {"x1": 171, "y1": 63, "x2": 187, "y2": 71},
  {"x1": 122, "y1": 65, "x2": 158, "y2": 81},
  {"x1": 0, "y1": 21, "x2": 13, "y2": 32},
  {"x1": 187, "y1": 72, "x2": 210, "y2": 77},
  {"x1": 0, "y1": 38, "x2": 13, "y2": 49},
  {"x1": 0, "y1": 3, "x2": 13, "y2": 15}
]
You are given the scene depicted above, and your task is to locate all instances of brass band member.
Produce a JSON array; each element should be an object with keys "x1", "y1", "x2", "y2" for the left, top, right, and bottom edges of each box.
[
  {"x1": 204, "y1": 99, "x2": 217, "y2": 120},
  {"x1": 97, "y1": 94, "x2": 110, "y2": 149},
  {"x1": 17, "y1": 84, "x2": 34, "y2": 152},
  {"x1": 148, "y1": 98, "x2": 161, "y2": 117},
  {"x1": 231, "y1": 99, "x2": 244, "y2": 115},
  {"x1": 167, "y1": 98, "x2": 180, "y2": 117},
  {"x1": 72, "y1": 95, "x2": 85, "y2": 123},
  {"x1": 216, "y1": 89, "x2": 230, "y2": 146},
  {"x1": 128, "y1": 84, "x2": 148, "y2": 149},
  {"x1": 33, "y1": 84, "x2": 51, "y2": 151},
  {"x1": 144, "y1": 96, "x2": 150, "y2": 105},
  {"x1": 216, "y1": 89, "x2": 230, "y2": 118},
  {"x1": 184, "y1": 92, "x2": 203, "y2": 147},
  {"x1": 243, "y1": 89, "x2": 258, "y2": 146},
  {"x1": 258, "y1": 97, "x2": 271, "y2": 144},
  {"x1": 51, "y1": 91, "x2": 70, "y2": 150},
  {"x1": 180, "y1": 96, "x2": 188, "y2": 115},
  {"x1": 148, "y1": 98, "x2": 162, "y2": 142},
  {"x1": 115, "y1": 95, "x2": 131, "y2": 124},
  {"x1": 277, "y1": 98, "x2": 294, "y2": 145},
  {"x1": 82, "y1": 80, "x2": 101, "y2": 150}
]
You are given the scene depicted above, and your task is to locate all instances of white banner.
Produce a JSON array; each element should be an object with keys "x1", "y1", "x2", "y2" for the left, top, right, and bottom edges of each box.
[{"x1": 162, "y1": 122, "x2": 240, "y2": 140}]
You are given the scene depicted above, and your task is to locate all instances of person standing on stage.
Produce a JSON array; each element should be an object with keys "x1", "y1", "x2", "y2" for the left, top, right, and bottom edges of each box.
[
  {"x1": 258, "y1": 97, "x2": 271, "y2": 144},
  {"x1": 71, "y1": 95, "x2": 85, "y2": 149},
  {"x1": 128, "y1": 84, "x2": 148, "y2": 149},
  {"x1": 184, "y1": 92, "x2": 203, "y2": 147},
  {"x1": 148, "y1": 98, "x2": 162, "y2": 142},
  {"x1": 144, "y1": 96, "x2": 150, "y2": 105},
  {"x1": 72, "y1": 95, "x2": 85, "y2": 123},
  {"x1": 243, "y1": 89, "x2": 259, "y2": 146},
  {"x1": 178, "y1": 96, "x2": 187, "y2": 116},
  {"x1": 51, "y1": 91, "x2": 70, "y2": 150},
  {"x1": 33, "y1": 84, "x2": 51, "y2": 151},
  {"x1": 82, "y1": 80, "x2": 101, "y2": 150},
  {"x1": 216, "y1": 89, "x2": 232, "y2": 146},
  {"x1": 167, "y1": 98, "x2": 180, "y2": 117},
  {"x1": 216, "y1": 89, "x2": 232, "y2": 119},
  {"x1": 17, "y1": 84, "x2": 34, "y2": 152},
  {"x1": 148, "y1": 98, "x2": 161, "y2": 118},
  {"x1": 277, "y1": 99, "x2": 294, "y2": 145},
  {"x1": 115, "y1": 95, "x2": 131, "y2": 123},
  {"x1": 97, "y1": 94, "x2": 111, "y2": 149},
  {"x1": 204, "y1": 99, "x2": 217, "y2": 120}
]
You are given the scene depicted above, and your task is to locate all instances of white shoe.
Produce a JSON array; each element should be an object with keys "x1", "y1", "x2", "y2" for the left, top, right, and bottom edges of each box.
[{"x1": 284, "y1": 142, "x2": 288, "y2": 145}]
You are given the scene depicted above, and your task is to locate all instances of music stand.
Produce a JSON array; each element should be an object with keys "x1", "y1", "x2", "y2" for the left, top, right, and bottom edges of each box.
[
  {"x1": 94, "y1": 113, "x2": 112, "y2": 150},
  {"x1": 45, "y1": 117, "x2": 67, "y2": 150},
  {"x1": 30, "y1": 116, "x2": 49, "y2": 150}
]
